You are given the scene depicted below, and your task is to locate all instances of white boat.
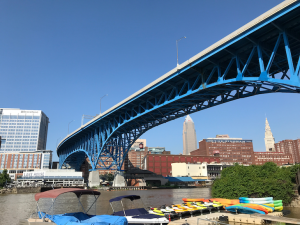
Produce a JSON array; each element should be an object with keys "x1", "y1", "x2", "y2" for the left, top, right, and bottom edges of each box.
[{"x1": 110, "y1": 195, "x2": 169, "y2": 225}]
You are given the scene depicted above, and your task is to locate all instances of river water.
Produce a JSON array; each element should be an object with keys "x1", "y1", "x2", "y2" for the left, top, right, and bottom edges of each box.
[{"x1": 0, "y1": 188, "x2": 298, "y2": 225}]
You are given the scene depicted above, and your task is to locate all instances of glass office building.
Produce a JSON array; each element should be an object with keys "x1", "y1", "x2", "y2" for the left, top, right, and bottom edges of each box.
[{"x1": 0, "y1": 108, "x2": 49, "y2": 152}]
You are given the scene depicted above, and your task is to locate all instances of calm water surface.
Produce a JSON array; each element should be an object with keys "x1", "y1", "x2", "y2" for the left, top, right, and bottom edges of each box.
[{"x1": 0, "y1": 188, "x2": 299, "y2": 225}]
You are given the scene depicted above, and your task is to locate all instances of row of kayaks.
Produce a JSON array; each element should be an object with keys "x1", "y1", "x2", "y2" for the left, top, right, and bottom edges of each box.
[
  {"x1": 180, "y1": 197, "x2": 284, "y2": 215},
  {"x1": 148, "y1": 201, "x2": 223, "y2": 217},
  {"x1": 148, "y1": 197, "x2": 284, "y2": 218}
]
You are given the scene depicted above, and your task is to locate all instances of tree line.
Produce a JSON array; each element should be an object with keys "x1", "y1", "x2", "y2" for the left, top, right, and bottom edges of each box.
[{"x1": 212, "y1": 162, "x2": 300, "y2": 204}]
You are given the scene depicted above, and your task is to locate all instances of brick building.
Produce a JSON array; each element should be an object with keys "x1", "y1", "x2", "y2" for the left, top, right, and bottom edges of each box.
[
  {"x1": 142, "y1": 154, "x2": 220, "y2": 177},
  {"x1": 275, "y1": 139, "x2": 300, "y2": 164},
  {"x1": 190, "y1": 135, "x2": 254, "y2": 165},
  {"x1": 253, "y1": 152, "x2": 292, "y2": 166},
  {"x1": 0, "y1": 150, "x2": 52, "y2": 179}
]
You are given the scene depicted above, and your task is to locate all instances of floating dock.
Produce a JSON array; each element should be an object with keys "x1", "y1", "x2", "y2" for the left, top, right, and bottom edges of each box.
[{"x1": 168, "y1": 211, "x2": 300, "y2": 225}]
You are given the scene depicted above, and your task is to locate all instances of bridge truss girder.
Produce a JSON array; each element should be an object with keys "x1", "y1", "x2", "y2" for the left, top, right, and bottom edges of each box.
[{"x1": 59, "y1": 27, "x2": 300, "y2": 171}]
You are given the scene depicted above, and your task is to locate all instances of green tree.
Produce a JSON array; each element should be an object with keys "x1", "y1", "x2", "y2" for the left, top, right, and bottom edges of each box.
[
  {"x1": 107, "y1": 173, "x2": 114, "y2": 182},
  {"x1": 212, "y1": 162, "x2": 295, "y2": 204},
  {"x1": 0, "y1": 169, "x2": 11, "y2": 188}
]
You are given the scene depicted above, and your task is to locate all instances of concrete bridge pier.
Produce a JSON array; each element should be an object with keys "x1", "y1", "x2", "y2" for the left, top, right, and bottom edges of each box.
[
  {"x1": 113, "y1": 171, "x2": 126, "y2": 187},
  {"x1": 88, "y1": 171, "x2": 100, "y2": 188}
]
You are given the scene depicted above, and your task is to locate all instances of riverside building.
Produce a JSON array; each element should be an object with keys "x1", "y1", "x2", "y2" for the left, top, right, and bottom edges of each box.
[
  {"x1": 190, "y1": 135, "x2": 254, "y2": 165},
  {"x1": 0, "y1": 108, "x2": 49, "y2": 152},
  {"x1": 275, "y1": 139, "x2": 300, "y2": 164},
  {"x1": 142, "y1": 154, "x2": 220, "y2": 177},
  {"x1": 0, "y1": 108, "x2": 51, "y2": 179}
]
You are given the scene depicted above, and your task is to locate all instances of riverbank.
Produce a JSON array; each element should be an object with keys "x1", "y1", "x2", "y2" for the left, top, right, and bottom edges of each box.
[{"x1": 0, "y1": 187, "x2": 41, "y2": 194}]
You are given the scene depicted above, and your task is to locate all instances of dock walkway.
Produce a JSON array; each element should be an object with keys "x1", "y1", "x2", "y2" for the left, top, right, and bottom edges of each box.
[{"x1": 168, "y1": 211, "x2": 300, "y2": 225}]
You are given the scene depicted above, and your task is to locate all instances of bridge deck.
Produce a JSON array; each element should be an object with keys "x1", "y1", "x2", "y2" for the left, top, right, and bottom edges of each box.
[{"x1": 57, "y1": 0, "x2": 300, "y2": 170}]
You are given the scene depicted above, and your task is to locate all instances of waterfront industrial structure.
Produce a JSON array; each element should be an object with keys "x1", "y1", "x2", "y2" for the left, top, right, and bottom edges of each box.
[
  {"x1": 183, "y1": 115, "x2": 197, "y2": 155},
  {"x1": 57, "y1": 0, "x2": 300, "y2": 173},
  {"x1": 0, "y1": 108, "x2": 52, "y2": 179},
  {"x1": 265, "y1": 118, "x2": 276, "y2": 152}
]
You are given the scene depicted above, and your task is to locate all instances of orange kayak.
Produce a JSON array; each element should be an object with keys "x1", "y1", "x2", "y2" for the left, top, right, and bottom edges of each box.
[
  {"x1": 209, "y1": 198, "x2": 239, "y2": 205},
  {"x1": 182, "y1": 198, "x2": 204, "y2": 202}
]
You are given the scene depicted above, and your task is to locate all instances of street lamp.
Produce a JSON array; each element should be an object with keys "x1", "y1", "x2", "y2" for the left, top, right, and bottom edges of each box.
[
  {"x1": 68, "y1": 120, "x2": 75, "y2": 134},
  {"x1": 176, "y1": 36, "x2": 186, "y2": 67},
  {"x1": 56, "y1": 137, "x2": 62, "y2": 148},
  {"x1": 100, "y1": 94, "x2": 108, "y2": 116}
]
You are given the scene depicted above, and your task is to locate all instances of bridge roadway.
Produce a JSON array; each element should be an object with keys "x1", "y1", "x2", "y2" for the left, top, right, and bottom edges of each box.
[{"x1": 57, "y1": 0, "x2": 300, "y2": 171}]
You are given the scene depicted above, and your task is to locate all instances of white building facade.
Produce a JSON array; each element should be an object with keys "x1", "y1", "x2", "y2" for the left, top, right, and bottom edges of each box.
[
  {"x1": 171, "y1": 162, "x2": 231, "y2": 178},
  {"x1": 18, "y1": 169, "x2": 84, "y2": 187},
  {"x1": 183, "y1": 115, "x2": 197, "y2": 155}
]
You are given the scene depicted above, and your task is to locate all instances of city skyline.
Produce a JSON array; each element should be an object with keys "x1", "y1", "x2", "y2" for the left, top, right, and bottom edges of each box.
[{"x1": 1, "y1": 0, "x2": 299, "y2": 162}]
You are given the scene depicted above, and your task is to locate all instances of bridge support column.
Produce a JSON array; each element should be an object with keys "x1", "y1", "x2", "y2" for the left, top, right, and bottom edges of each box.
[
  {"x1": 113, "y1": 171, "x2": 126, "y2": 187},
  {"x1": 88, "y1": 171, "x2": 100, "y2": 188}
]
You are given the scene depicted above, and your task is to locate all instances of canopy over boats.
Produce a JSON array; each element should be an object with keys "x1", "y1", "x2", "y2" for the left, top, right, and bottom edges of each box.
[
  {"x1": 109, "y1": 195, "x2": 141, "y2": 202},
  {"x1": 21, "y1": 188, "x2": 127, "y2": 225},
  {"x1": 35, "y1": 188, "x2": 101, "y2": 201}
]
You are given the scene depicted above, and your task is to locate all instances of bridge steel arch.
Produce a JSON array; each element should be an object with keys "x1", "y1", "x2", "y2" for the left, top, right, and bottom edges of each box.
[{"x1": 58, "y1": 0, "x2": 300, "y2": 171}]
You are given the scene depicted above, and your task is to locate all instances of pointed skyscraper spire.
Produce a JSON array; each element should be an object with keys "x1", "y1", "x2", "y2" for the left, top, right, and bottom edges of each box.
[
  {"x1": 264, "y1": 117, "x2": 275, "y2": 152},
  {"x1": 183, "y1": 115, "x2": 197, "y2": 155}
]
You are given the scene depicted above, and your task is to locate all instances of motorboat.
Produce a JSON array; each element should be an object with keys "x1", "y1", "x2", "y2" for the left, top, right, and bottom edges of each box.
[
  {"x1": 19, "y1": 188, "x2": 127, "y2": 225},
  {"x1": 110, "y1": 195, "x2": 169, "y2": 225}
]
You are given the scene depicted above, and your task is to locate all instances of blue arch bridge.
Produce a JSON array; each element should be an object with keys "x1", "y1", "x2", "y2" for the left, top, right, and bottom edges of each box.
[{"x1": 58, "y1": 0, "x2": 300, "y2": 172}]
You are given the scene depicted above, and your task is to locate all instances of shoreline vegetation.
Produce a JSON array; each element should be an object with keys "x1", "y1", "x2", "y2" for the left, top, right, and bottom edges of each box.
[{"x1": 212, "y1": 162, "x2": 300, "y2": 204}]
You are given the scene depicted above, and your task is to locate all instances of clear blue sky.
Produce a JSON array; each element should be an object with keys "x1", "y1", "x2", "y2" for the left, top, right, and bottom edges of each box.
[{"x1": 1, "y1": 0, "x2": 299, "y2": 162}]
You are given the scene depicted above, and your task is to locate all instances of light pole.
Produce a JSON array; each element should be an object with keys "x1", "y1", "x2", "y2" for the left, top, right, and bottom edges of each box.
[
  {"x1": 56, "y1": 137, "x2": 61, "y2": 148},
  {"x1": 176, "y1": 36, "x2": 186, "y2": 67},
  {"x1": 68, "y1": 120, "x2": 75, "y2": 134},
  {"x1": 100, "y1": 94, "x2": 108, "y2": 116}
]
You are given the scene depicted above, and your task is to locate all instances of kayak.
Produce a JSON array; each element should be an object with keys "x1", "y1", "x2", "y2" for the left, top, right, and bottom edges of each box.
[
  {"x1": 210, "y1": 198, "x2": 239, "y2": 205},
  {"x1": 239, "y1": 197, "x2": 273, "y2": 201},
  {"x1": 275, "y1": 206, "x2": 283, "y2": 211},
  {"x1": 182, "y1": 198, "x2": 204, "y2": 202},
  {"x1": 226, "y1": 205, "x2": 266, "y2": 214},
  {"x1": 239, "y1": 197, "x2": 274, "y2": 204},
  {"x1": 260, "y1": 204, "x2": 274, "y2": 212},
  {"x1": 234, "y1": 204, "x2": 269, "y2": 214},
  {"x1": 240, "y1": 199, "x2": 274, "y2": 204}
]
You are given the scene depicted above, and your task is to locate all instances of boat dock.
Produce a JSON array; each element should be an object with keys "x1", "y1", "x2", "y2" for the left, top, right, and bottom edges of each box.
[{"x1": 168, "y1": 211, "x2": 300, "y2": 225}]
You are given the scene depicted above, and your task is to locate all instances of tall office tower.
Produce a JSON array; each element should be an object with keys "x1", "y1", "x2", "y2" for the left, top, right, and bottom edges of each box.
[
  {"x1": 264, "y1": 118, "x2": 275, "y2": 152},
  {"x1": 183, "y1": 115, "x2": 197, "y2": 155},
  {"x1": 0, "y1": 108, "x2": 49, "y2": 152}
]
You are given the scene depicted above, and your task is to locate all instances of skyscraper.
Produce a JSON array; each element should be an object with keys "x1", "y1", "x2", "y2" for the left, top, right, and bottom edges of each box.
[
  {"x1": 183, "y1": 115, "x2": 197, "y2": 155},
  {"x1": 264, "y1": 118, "x2": 275, "y2": 152},
  {"x1": 0, "y1": 108, "x2": 49, "y2": 152}
]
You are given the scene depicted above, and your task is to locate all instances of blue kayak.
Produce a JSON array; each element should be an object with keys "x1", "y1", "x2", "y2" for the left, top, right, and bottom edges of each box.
[{"x1": 226, "y1": 206, "x2": 266, "y2": 214}]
